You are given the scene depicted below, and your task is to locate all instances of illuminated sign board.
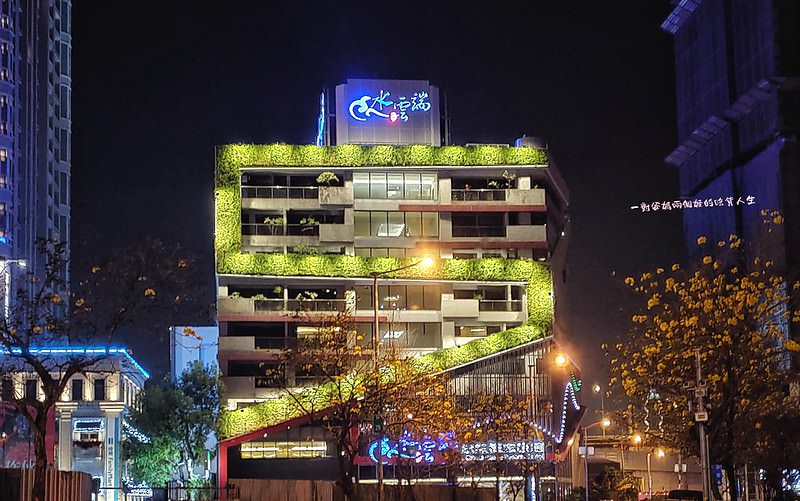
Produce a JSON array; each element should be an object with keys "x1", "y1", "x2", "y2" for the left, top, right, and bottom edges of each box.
[
  {"x1": 348, "y1": 89, "x2": 432, "y2": 123},
  {"x1": 334, "y1": 79, "x2": 441, "y2": 146},
  {"x1": 366, "y1": 432, "x2": 546, "y2": 464}
]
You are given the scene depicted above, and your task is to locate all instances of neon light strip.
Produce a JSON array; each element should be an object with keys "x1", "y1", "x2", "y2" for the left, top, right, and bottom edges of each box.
[{"x1": 1, "y1": 346, "x2": 151, "y2": 379}]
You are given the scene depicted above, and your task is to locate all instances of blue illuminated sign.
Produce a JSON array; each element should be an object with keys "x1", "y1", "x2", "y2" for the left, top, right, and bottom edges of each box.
[
  {"x1": 368, "y1": 431, "x2": 457, "y2": 465},
  {"x1": 348, "y1": 89, "x2": 432, "y2": 123}
]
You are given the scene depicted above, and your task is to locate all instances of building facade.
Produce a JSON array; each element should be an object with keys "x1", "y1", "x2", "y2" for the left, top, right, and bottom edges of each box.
[
  {"x1": 1, "y1": 347, "x2": 149, "y2": 501},
  {"x1": 214, "y1": 80, "x2": 581, "y2": 493},
  {"x1": 0, "y1": 0, "x2": 71, "y2": 305},
  {"x1": 662, "y1": 0, "x2": 799, "y2": 272}
]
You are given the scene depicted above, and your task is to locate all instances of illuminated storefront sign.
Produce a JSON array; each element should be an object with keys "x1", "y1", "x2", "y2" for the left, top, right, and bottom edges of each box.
[
  {"x1": 461, "y1": 440, "x2": 546, "y2": 462},
  {"x1": 368, "y1": 431, "x2": 456, "y2": 465},
  {"x1": 367, "y1": 432, "x2": 546, "y2": 464},
  {"x1": 348, "y1": 89, "x2": 432, "y2": 123}
]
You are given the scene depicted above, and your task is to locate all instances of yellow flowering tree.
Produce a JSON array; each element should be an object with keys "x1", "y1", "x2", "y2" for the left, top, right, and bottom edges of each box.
[
  {"x1": 0, "y1": 239, "x2": 201, "y2": 501},
  {"x1": 608, "y1": 230, "x2": 800, "y2": 500},
  {"x1": 262, "y1": 304, "x2": 454, "y2": 501}
]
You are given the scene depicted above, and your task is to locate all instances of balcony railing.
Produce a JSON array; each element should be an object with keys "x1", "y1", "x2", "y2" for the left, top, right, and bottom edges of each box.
[
  {"x1": 254, "y1": 298, "x2": 348, "y2": 312},
  {"x1": 241, "y1": 185, "x2": 319, "y2": 199},
  {"x1": 254, "y1": 337, "x2": 297, "y2": 350},
  {"x1": 242, "y1": 223, "x2": 321, "y2": 237},
  {"x1": 451, "y1": 189, "x2": 506, "y2": 201},
  {"x1": 451, "y1": 225, "x2": 506, "y2": 238},
  {"x1": 478, "y1": 299, "x2": 524, "y2": 312}
]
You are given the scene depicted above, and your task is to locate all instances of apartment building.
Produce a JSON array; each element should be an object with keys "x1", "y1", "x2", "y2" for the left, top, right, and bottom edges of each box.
[{"x1": 0, "y1": 0, "x2": 72, "y2": 303}]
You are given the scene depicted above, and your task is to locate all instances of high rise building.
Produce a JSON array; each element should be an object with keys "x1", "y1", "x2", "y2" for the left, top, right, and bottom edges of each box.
[
  {"x1": 214, "y1": 80, "x2": 582, "y2": 490},
  {"x1": 0, "y1": 0, "x2": 71, "y2": 303},
  {"x1": 662, "y1": 1, "x2": 799, "y2": 272}
]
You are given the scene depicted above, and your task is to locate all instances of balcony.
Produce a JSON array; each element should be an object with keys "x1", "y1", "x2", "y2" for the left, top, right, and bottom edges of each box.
[
  {"x1": 218, "y1": 296, "x2": 348, "y2": 317},
  {"x1": 441, "y1": 298, "x2": 479, "y2": 318},
  {"x1": 478, "y1": 300, "x2": 523, "y2": 312},
  {"x1": 242, "y1": 185, "x2": 319, "y2": 199},
  {"x1": 451, "y1": 225, "x2": 506, "y2": 238},
  {"x1": 319, "y1": 223, "x2": 354, "y2": 242},
  {"x1": 318, "y1": 186, "x2": 354, "y2": 206},
  {"x1": 219, "y1": 336, "x2": 255, "y2": 352},
  {"x1": 506, "y1": 225, "x2": 546, "y2": 242},
  {"x1": 451, "y1": 189, "x2": 506, "y2": 202},
  {"x1": 241, "y1": 185, "x2": 321, "y2": 210}
]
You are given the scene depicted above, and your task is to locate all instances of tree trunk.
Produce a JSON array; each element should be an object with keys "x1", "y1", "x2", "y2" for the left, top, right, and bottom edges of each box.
[{"x1": 31, "y1": 409, "x2": 49, "y2": 501}]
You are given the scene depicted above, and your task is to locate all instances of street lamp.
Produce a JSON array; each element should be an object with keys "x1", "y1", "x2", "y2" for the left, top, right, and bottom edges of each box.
[
  {"x1": 371, "y1": 256, "x2": 433, "y2": 501},
  {"x1": 592, "y1": 384, "x2": 606, "y2": 437},
  {"x1": 581, "y1": 418, "x2": 611, "y2": 501},
  {"x1": 646, "y1": 448, "x2": 665, "y2": 499}
]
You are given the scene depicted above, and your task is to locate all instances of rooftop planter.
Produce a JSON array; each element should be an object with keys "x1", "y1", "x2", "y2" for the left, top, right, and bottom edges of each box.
[{"x1": 216, "y1": 143, "x2": 549, "y2": 186}]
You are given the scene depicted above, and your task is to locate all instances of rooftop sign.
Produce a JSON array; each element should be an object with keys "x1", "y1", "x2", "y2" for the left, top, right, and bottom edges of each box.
[{"x1": 334, "y1": 79, "x2": 441, "y2": 146}]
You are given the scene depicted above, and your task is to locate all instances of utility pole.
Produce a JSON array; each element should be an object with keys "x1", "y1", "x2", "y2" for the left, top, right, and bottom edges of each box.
[{"x1": 691, "y1": 349, "x2": 712, "y2": 501}]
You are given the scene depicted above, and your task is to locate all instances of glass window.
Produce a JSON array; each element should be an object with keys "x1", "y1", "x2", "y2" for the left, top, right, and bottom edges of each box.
[
  {"x1": 25, "y1": 379, "x2": 37, "y2": 400},
  {"x1": 387, "y1": 248, "x2": 406, "y2": 258},
  {"x1": 371, "y1": 212, "x2": 387, "y2": 236},
  {"x1": 421, "y1": 173, "x2": 437, "y2": 199},
  {"x1": 457, "y1": 325, "x2": 487, "y2": 337},
  {"x1": 354, "y1": 248, "x2": 370, "y2": 257},
  {"x1": 404, "y1": 173, "x2": 421, "y2": 199},
  {"x1": 353, "y1": 173, "x2": 369, "y2": 198},
  {"x1": 354, "y1": 211, "x2": 370, "y2": 236},
  {"x1": 421, "y1": 212, "x2": 438, "y2": 236},
  {"x1": 406, "y1": 286, "x2": 424, "y2": 310},
  {"x1": 355, "y1": 285, "x2": 372, "y2": 309},
  {"x1": 71, "y1": 379, "x2": 83, "y2": 401},
  {"x1": 387, "y1": 173, "x2": 404, "y2": 199},
  {"x1": 423, "y1": 285, "x2": 441, "y2": 309},
  {"x1": 387, "y1": 285, "x2": 406, "y2": 310},
  {"x1": 388, "y1": 212, "x2": 405, "y2": 234},
  {"x1": 406, "y1": 212, "x2": 422, "y2": 237},
  {"x1": 370, "y1": 173, "x2": 387, "y2": 199},
  {"x1": 94, "y1": 378, "x2": 106, "y2": 401}
]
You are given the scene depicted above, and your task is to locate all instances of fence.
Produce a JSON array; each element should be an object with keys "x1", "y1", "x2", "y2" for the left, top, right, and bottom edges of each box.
[
  {"x1": 229, "y1": 479, "x2": 494, "y2": 501},
  {"x1": 0, "y1": 468, "x2": 93, "y2": 501}
]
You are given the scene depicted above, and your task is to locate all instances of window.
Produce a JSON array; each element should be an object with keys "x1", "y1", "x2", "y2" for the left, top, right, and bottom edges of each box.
[
  {"x1": 71, "y1": 379, "x2": 83, "y2": 401},
  {"x1": 1, "y1": 378, "x2": 13, "y2": 400},
  {"x1": 93, "y1": 378, "x2": 105, "y2": 401},
  {"x1": 356, "y1": 285, "x2": 440, "y2": 310},
  {"x1": 241, "y1": 440, "x2": 328, "y2": 459},
  {"x1": 352, "y1": 172, "x2": 437, "y2": 200},
  {"x1": 452, "y1": 213, "x2": 504, "y2": 237},
  {"x1": 456, "y1": 325, "x2": 503, "y2": 337},
  {"x1": 354, "y1": 212, "x2": 439, "y2": 237},
  {"x1": 25, "y1": 379, "x2": 37, "y2": 400},
  {"x1": 0, "y1": 147, "x2": 7, "y2": 162}
]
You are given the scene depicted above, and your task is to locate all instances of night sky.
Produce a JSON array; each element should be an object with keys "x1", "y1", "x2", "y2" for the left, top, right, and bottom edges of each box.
[{"x1": 70, "y1": 2, "x2": 685, "y2": 396}]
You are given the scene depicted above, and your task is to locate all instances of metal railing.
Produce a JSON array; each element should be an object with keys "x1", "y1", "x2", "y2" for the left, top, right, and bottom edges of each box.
[
  {"x1": 254, "y1": 298, "x2": 348, "y2": 312},
  {"x1": 478, "y1": 299, "x2": 524, "y2": 312},
  {"x1": 241, "y1": 185, "x2": 319, "y2": 199},
  {"x1": 242, "y1": 223, "x2": 321, "y2": 236},
  {"x1": 451, "y1": 188, "x2": 506, "y2": 201},
  {"x1": 451, "y1": 225, "x2": 506, "y2": 237}
]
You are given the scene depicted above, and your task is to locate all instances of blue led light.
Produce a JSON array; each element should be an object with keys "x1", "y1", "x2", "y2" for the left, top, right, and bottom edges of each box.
[
  {"x1": 315, "y1": 92, "x2": 326, "y2": 147},
  {"x1": 368, "y1": 431, "x2": 457, "y2": 465},
  {"x1": 1, "y1": 345, "x2": 150, "y2": 379}
]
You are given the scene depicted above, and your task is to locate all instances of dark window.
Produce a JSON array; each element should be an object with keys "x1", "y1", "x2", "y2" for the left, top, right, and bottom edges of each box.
[
  {"x1": 71, "y1": 379, "x2": 83, "y2": 401},
  {"x1": 93, "y1": 378, "x2": 105, "y2": 401},
  {"x1": 25, "y1": 379, "x2": 37, "y2": 400},
  {"x1": 1, "y1": 378, "x2": 13, "y2": 400}
]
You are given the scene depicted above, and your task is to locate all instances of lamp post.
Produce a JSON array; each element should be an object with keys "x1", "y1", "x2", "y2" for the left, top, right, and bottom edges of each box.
[
  {"x1": 646, "y1": 448, "x2": 665, "y2": 499},
  {"x1": 371, "y1": 256, "x2": 433, "y2": 501},
  {"x1": 1, "y1": 258, "x2": 26, "y2": 318},
  {"x1": 592, "y1": 384, "x2": 606, "y2": 438},
  {"x1": 581, "y1": 419, "x2": 611, "y2": 501}
]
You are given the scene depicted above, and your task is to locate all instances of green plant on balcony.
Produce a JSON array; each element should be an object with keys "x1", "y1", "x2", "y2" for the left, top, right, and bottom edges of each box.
[
  {"x1": 316, "y1": 171, "x2": 339, "y2": 186},
  {"x1": 299, "y1": 216, "x2": 319, "y2": 233},
  {"x1": 263, "y1": 216, "x2": 284, "y2": 236}
]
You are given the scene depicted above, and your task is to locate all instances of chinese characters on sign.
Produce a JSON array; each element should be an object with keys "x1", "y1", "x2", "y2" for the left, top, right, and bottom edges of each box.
[
  {"x1": 348, "y1": 89, "x2": 432, "y2": 123},
  {"x1": 630, "y1": 195, "x2": 756, "y2": 212}
]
